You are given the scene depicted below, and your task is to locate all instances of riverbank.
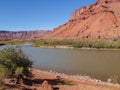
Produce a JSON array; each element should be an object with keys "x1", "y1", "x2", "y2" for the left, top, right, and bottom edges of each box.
[
  {"x1": 32, "y1": 39, "x2": 120, "y2": 49},
  {"x1": 1, "y1": 39, "x2": 120, "y2": 50},
  {"x1": 5, "y1": 68, "x2": 120, "y2": 90},
  {"x1": 33, "y1": 45, "x2": 120, "y2": 51}
]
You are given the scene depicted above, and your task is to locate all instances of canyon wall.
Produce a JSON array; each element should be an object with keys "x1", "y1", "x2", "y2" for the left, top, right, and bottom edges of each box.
[{"x1": 44, "y1": 0, "x2": 120, "y2": 39}]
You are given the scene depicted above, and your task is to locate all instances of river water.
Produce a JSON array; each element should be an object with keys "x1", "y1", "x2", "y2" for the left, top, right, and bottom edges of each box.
[{"x1": 1, "y1": 45, "x2": 120, "y2": 82}]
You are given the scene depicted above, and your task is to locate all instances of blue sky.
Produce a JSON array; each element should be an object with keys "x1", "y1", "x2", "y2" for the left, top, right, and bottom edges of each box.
[{"x1": 0, "y1": 0, "x2": 96, "y2": 31}]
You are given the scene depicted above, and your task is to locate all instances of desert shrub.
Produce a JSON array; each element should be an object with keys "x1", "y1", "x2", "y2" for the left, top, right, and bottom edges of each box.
[
  {"x1": 92, "y1": 40, "x2": 111, "y2": 49},
  {"x1": 0, "y1": 46, "x2": 33, "y2": 80},
  {"x1": 6, "y1": 40, "x2": 26, "y2": 45},
  {"x1": 32, "y1": 39, "x2": 73, "y2": 47},
  {"x1": 111, "y1": 40, "x2": 120, "y2": 49},
  {"x1": 0, "y1": 67, "x2": 6, "y2": 90}
]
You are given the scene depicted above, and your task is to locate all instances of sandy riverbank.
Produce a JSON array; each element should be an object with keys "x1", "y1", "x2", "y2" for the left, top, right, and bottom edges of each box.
[{"x1": 5, "y1": 68, "x2": 120, "y2": 90}]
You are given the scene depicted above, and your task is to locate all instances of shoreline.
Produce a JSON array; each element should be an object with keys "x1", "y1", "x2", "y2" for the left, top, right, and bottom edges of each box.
[
  {"x1": 32, "y1": 68, "x2": 120, "y2": 87},
  {"x1": 32, "y1": 68, "x2": 120, "y2": 88},
  {"x1": 5, "y1": 68, "x2": 120, "y2": 90},
  {"x1": 1, "y1": 41, "x2": 120, "y2": 50},
  {"x1": 32, "y1": 45, "x2": 120, "y2": 51}
]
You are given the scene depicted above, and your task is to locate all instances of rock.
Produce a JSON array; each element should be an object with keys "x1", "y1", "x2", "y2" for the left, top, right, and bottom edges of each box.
[
  {"x1": 44, "y1": 0, "x2": 120, "y2": 39},
  {"x1": 96, "y1": 0, "x2": 120, "y2": 5},
  {"x1": 41, "y1": 80, "x2": 53, "y2": 90},
  {"x1": 55, "y1": 75, "x2": 61, "y2": 80},
  {"x1": 107, "y1": 78, "x2": 112, "y2": 83},
  {"x1": 70, "y1": 6, "x2": 90, "y2": 20},
  {"x1": 0, "y1": 30, "x2": 51, "y2": 40}
]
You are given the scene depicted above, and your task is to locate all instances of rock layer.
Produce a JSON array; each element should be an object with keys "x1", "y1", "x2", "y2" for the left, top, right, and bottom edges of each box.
[
  {"x1": 44, "y1": 0, "x2": 120, "y2": 39},
  {"x1": 0, "y1": 30, "x2": 51, "y2": 40}
]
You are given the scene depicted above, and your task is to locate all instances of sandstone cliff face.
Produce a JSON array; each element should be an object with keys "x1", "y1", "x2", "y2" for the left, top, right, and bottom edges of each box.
[
  {"x1": 96, "y1": 0, "x2": 120, "y2": 4},
  {"x1": 0, "y1": 30, "x2": 51, "y2": 40},
  {"x1": 44, "y1": 0, "x2": 120, "y2": 39}
]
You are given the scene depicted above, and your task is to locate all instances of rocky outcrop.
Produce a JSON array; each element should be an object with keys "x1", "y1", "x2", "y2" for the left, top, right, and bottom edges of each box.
[
  {"x1": 96, "y1": 0, "x2": 120, "y2": 5},
  {"x1": 0, "y1": 30, "x2": 51, "y2": 40},
  {"x1": 44, "y1": 0, "x2": 120, "y2": 39}
]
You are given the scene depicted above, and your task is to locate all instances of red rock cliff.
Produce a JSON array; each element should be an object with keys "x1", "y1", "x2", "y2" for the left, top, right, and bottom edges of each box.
[{"x1": 44, "y1": 0, "x2": 120, "y2": 39}]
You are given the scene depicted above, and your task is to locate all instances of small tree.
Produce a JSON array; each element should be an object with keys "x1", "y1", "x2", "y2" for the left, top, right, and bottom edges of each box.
[{"x1": 0, "y1": 46, "x2": 33, "y2": 84}]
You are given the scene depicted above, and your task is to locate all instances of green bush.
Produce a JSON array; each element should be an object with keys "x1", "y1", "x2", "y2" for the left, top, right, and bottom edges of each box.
[{"x1": 0, "y1": 46, "x2": 33, "y2": 80}]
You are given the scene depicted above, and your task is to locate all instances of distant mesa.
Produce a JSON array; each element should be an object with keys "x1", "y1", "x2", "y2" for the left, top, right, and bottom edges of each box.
[
  {"x1": 44, "y1": 0, "x2": 120, "y2": 39},
  {"x1": 0, "y1": 30, "x2": 51, "y2": 40}
]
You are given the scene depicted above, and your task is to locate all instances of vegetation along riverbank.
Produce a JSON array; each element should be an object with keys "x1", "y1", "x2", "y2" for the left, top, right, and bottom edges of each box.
[
  {"x1": 1, "y1": 39, "x2": 120, "y2": 49},
  {"x1": 32, "y1": 39, "x2": 120, "y2": 49}
]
